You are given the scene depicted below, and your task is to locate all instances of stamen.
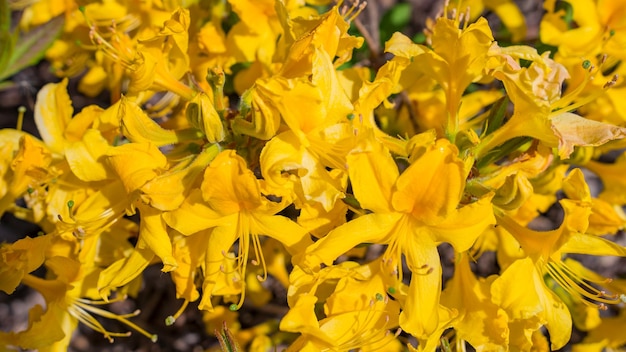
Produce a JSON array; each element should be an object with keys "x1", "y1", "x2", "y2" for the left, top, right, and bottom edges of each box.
[
  {"x1": 251, "y1": 233, "x2": 268, "y2": 282},
  {"x1": 550, "y1": 64, "x2": 618, "y2": 117},
  {"x1": 603, "y1": 74, "x2": 618, "y2": 89},
  {"x1": 67, "y1": 200, "x2": 76, "y2": 221},
  {"x1": 545, "y1": 260, "x2": 620, "y2": 309},
  {"x1": 463, "y1": 7, "x2": 471, "y2": 30},
  {"x1": 333, "y1": 293, "x2": 397, "y2": 351},
  {"x1": 70, "y1": 296, "x2": 157, "y2": 343},
  {"x1": 341, "y1": 0, "x2": 367, "y2": 23},
  {"x1": 16, "y1": 106, "x2": 25, "y2": 131},
  {"x1": 165, "y1": 299, "x2": 189, "y2": 326}
]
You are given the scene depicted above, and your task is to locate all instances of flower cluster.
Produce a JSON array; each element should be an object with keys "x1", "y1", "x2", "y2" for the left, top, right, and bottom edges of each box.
[{"x1": 2, "y1": 0, "x2": 626, "y2": 350}]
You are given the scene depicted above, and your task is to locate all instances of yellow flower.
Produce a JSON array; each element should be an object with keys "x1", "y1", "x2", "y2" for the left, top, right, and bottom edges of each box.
[
  {"x1": 300, "y1": 135, "x2": 494, "y2": 338},
  {"x1": 493, "y1": 169, "x2": 626, "y2": 349},
  {"x1": 276, "y1": 3, "x2": 364, "y2": 78},
  {"x1": 441, "y1": 252, "x2": 509, "y2": 350},
  {"x1": 0, "y1": 254, "x2": 155, "y2": 350},
  {"x1": 475, "y1": 49, "x2": 626, "y2": 159},
  {"x1": 0, "y1": 130, "x2": 52, "y2": 216},
  {"x1": 0, "y1": 235, "x2": 51, "y2": 295},
  {"x1": 418, "y1": 7, "x2": 494, "y2": 138},
  {"x1": 258, "y1": 49, "x2": 356, "y2": 213},
  {"x1": 163, "y1": 150, "x2": 311, "y2": 311},
  {"x1": 281, "y1": 260, "x2": 402, "y2": 352},
  {"x1": 541, "y1": 0, "x2": 626, "y2": 60},
  {"x1": 97, "y1": 142, "x2": 220, "y2": 297}
]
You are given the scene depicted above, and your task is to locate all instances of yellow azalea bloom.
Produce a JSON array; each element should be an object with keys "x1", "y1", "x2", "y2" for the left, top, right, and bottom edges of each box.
[
  {"x1": 560, "y1": 168, "x2": 626, "y2": 235},
  {"x1": 441, "y1": 252, "x2": 509, "y2": 350},
  {"x1": 300, "y1": 135, "x2": 495, "y2": 338},
  {"x1": 281, "y1": 260, "x2": 402, "y2": 352},
  {"x1": 350, "y1": 33, "x2": 422, "y2": 154},
  {"x1": 0, "y1": 254, "x2": 154, "y2": 350},
  {"x1": 541, "y1": 0, "x2": 626, "y2": 60},
  {"x1": 418, "y1": 8, "x2": 494, "y2": 138},
  {"x1": 33, "y1": 78, "x2": 123, "y2": 164},
  {"x1": 476, "y1": 48, "x2": 626, "y2": 159},
  {"x1": 82, "y1": 6, "x2": 195, "y2": 102},
  {"x1": 0, "y1": 130, "x2": 53, "y2": 216},
  {"x1": 258, "y1": 49, "x2": 356, "y2": 213},
  {"x1": 0, "y1": 235, "x2": 51, "y2": 295},
  {"x1": 490, "y1": 256, "x2": 569, "y2": 351},
  {"x1": 163, "y1": 150, "x2": 311, "y2": 311},
  {"x1": 276, "y1": 2, "x2": 364, "y2": 78},
  {"x1": 98, "y1": 142, "x2": 220, "y2": 294},
  {"x1": 128, "y1": 8, "x2": 193, "y2": 99},
  {"x1": 0, "y1": 134, "x2": 55, "y2": 214},
  {"x1": 493, "y1": 168, "x2": 626, "y2": 349}
]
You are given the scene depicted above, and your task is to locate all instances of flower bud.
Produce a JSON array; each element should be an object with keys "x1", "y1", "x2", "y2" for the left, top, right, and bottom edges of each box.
[
  {"x1": 493, "y1": 173, "x2": 533, "y2": 211},
  {"x1": 187, "y1": 92, "x2": 226, "y2": 143}
]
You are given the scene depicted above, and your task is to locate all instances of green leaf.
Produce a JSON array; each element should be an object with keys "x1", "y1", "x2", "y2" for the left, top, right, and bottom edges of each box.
[
  {"x1": 379, "y1": 3, "x2": 412, "y2": 44},
  {"x1": 0, "y1": 30, "x2": 14, "y2": 75},
  {"x1": 0, "y1": 15, "x2": 64, "y2": 81},
  {"x1": 481, "y1": 96, "x2": 509, "y2": 138},
  {"x1": 0, "y1": 0, "x2": 10, "y2": 33},
  {"x1": 0, "y1": 0, "x2": 14, "y2": 73}
]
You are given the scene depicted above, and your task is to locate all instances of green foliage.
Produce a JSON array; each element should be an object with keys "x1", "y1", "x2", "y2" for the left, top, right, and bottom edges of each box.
[
  {"x1": 379, "y1": 2, "x2": 412, "y2": 45},
  {"x1": 0, "y1": 0, "x2": 64, "y2": 82}
]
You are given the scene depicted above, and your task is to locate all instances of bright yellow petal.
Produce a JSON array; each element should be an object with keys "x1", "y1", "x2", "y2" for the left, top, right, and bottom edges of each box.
[
  {"x1": 135, "y1": 203, "x2": 177, "y2": 272},
  {"x1": 491, "y1": 257, "x2": 544, "y2": 319},
  {"x1": 163, "y1": 189, "x2": 232, "y2": 235},
  {"x1": 399, "y1": 242, "x2": 441, "y2": 338},
  {"x1": 551, "y1": 112, "x2": 626, "y2": 159},
  {"x1": 201, "y1": 150, "x2": 262, "y2": 214},
  {"x1": 347, "y1": 133, "x2": 398, "y2": 212},
  {"x1": 299, "y1": 213, "x2": 401, "y2": 270},
  {"x1": 65, "y1": 129, "x2": 113, "y2": 182},
  {"x1": 393, "y1": 139, "x2": 464, "y2": 221},
  {"x1": 106, "y1": 142, "x2": 167, "y2": 194},
  {"x1": 140, "y1": 144, "x2": 220, "y2": 211},
  {"x1": 34, "y1": 78, "x2": 73, "y2": 154},
  {"x1": 98, "y1": 240, "x2": 155, "y2": 298},
  {"x1": 251, "y1": 213, "x2": 311, "y2": 255}
]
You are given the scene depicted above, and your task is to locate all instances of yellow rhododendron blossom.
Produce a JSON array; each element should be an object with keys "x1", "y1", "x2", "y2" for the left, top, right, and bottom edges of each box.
[
  {"x1": 441, "y1": 252, "x2": 509, "y2": 350},
  {"x1": 0, "y1": 133, "x2": 52, "y2": 217},
  {"x1": 494, "y1": 169, "x2": 626, "y2": 349},
  {"x1": 476, "y1": 48, "x2": 626, "y2": 159},
  {"x1": 5, "y1": 0, "x2": 626, "y2": 349},
  {"x1": 300, "y1": 135, "x2": 495, "y2": 338},
  {"x1": 419, "y1": 8, "x2": 494, "y2": 138},
  {"x1": 164, "y1": 150, "x2": 311, "y2": 311},
  {"x1": 282, "y1": 260, "x2": 402, "y2": 351}
]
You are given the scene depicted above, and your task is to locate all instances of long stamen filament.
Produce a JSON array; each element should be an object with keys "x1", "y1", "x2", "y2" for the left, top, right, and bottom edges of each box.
[
  {"x1": 545, "y1": 261, "x2": 619, "y2": 309},
  {"x1": 74, "y1": 299, "x2": 158, "y2": 342}
]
